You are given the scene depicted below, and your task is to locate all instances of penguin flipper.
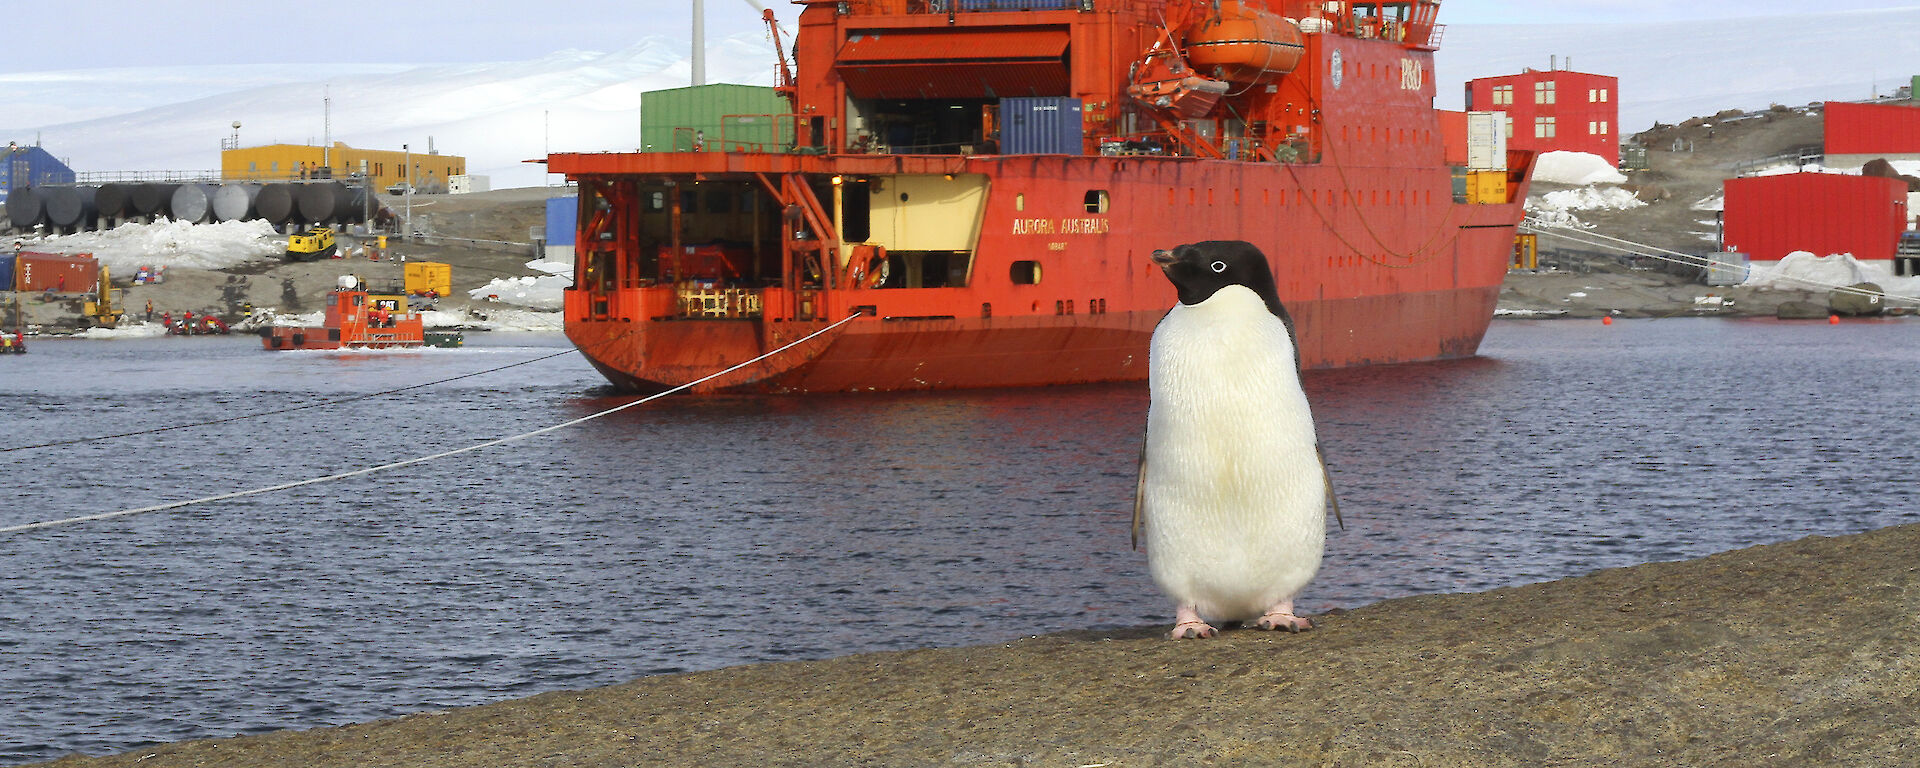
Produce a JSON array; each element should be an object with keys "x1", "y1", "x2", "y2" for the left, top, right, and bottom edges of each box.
[
  {"x1": 1318, "y1": 445, "x2": 1344, "y2": 531},
  {"x1": 1131, "y1": 442, "x2": 1147, "y2": 550}
]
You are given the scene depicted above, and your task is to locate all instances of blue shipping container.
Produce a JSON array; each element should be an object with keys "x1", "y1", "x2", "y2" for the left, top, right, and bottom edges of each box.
[
  {"x1": 545, "y1": 196, "x2": 578, "y2": 246},
  {"x1": 0, "y1": 255, "x2": 14, "y2": 291},
  {"x1": 1001, "y1": 97, "x2": 1084, "y2": 155}
]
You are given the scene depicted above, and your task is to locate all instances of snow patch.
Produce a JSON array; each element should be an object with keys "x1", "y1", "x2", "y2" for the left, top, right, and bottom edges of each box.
[
  {"x1": 18, "y1": 219, "x2": 281, "y2": 271},
  {"x1": 1531, "y1": 151, "x2": 1628, "y2": 186},
  {"x1": 1743, "y1": 250, "x2": 1873, "y2": 290},
  {"x1": 1540, "y1": 186, "x2": 1645, "y2": 213}
]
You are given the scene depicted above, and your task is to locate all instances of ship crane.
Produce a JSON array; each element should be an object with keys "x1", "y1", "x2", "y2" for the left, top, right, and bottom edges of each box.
[{"x1": 742, "y1": 0, "x2": 797, "y2": 108}]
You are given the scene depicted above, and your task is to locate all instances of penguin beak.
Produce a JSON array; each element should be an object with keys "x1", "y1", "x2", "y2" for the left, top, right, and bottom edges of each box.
[{"x1": 1150, "y1": 249, "x2": 1178, "y2": 267}]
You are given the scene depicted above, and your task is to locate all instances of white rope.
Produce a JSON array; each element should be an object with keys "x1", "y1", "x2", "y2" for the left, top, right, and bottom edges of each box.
[
  {"x1": 1522, "y1": 217, "x2": 1920, "y2": 305},
  {"x1": 1, "y1": 312, "x2": 865, "y2": 535}
]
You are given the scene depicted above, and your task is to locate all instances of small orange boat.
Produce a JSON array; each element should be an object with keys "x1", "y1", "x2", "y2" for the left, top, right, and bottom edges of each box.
[{"x1": 263, "y1": 281, "x2": 458, "y2": 350}]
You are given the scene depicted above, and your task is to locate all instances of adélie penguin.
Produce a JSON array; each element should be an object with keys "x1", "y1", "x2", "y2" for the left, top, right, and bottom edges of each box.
[{"x1": 1134, "y1": 240, "x2": 1337, "y2": 640}]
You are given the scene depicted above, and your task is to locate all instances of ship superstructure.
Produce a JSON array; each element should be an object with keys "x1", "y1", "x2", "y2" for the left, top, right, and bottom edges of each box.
[{"x1": 549, "y1": 0, "x2": 1532, "y2": 393}]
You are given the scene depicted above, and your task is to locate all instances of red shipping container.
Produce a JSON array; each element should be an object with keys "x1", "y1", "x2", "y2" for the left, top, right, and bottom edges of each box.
[
  {"x1": 15, "y1": 252, "x2": 99, "y2": 294},
  {"x1": 1722, "y1": 173, "x2": 1905, "y2": 262},
  {"x1": 1437, "y1": 109, "x2": 1468, "y2": 167},
  {"x1": 1824, "y1": 101, "x2": 1920, "y2": 156}
]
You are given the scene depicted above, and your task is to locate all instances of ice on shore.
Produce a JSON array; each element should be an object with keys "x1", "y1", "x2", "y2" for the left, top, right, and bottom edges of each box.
[
  {"x1": 16, "y1": 219, "x2": 280, "y2": 271},
  {"x1": 468, "y1": 258, "x2": 572, "y2": 311},
  {"x1": 1743, "y1": 250, "x2": 1920, "y2": 302}
]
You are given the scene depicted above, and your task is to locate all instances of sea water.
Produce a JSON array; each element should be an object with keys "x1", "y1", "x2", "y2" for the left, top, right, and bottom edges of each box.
[{"x1": 2, "y1": 318, "x2": 1917, "y2": 763}]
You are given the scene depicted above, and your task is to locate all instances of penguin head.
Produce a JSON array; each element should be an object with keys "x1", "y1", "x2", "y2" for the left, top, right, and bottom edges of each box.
[{"x1": 1150, "y1": 240, "x2": 1288, "y2": 321}]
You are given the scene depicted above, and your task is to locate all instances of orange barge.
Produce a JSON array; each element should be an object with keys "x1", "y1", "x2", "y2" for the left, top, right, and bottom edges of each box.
[
  {"x1": 263, "y1": 283, "x2": 456, "y2": 350},
  {"x1": 548, "y1": 0, "x2": 1533, "y2": 393}
]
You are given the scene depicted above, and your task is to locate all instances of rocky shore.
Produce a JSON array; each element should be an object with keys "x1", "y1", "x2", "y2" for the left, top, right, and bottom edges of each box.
[{"x1": 38, "y1": 522, "x2": 1920, "y2": 767}]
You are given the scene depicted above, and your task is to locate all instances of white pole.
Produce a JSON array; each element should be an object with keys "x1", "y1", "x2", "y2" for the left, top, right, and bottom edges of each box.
[
  {"x1": 403, "y1": 143, "x2": 412, "y2": 239},
  {"x1": 692, "y1": 0, "x2": 706, "y2": 86}
]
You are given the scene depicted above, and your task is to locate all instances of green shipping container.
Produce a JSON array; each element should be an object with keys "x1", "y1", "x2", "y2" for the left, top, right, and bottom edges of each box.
[{"x1": 641, "y1": 84, "x2": 794, "y2": 153}]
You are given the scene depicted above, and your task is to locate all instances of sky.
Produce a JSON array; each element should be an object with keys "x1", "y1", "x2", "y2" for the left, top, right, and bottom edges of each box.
[
  {"x1": 3, "y1": 0, "x2": 1917, "y2": 72},
  {"x1": 3, "y1": 2, "x2": 1919, "y2": 187}
]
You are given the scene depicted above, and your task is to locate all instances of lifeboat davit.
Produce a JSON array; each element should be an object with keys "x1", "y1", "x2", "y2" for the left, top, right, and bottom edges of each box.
[{"x1": 1185, "y1": 1, "x2": 1306, "y2": 85}]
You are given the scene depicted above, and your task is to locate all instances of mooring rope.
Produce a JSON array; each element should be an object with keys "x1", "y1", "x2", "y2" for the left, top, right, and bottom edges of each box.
[
  {"x1": 1523, "y1": 217, "x2": 1920, "y2": 305},
  {"x1": 1, "y1": 348, "x2": 581, "y2": 453},
  {"x1": 0, "y1": 312, "x2": 865, "y2": 535}
]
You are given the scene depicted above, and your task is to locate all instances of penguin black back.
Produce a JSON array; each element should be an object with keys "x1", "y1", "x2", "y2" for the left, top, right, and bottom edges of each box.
[{"x1": 1150, "y1": 239, "x2": 1295, "y2": 337}]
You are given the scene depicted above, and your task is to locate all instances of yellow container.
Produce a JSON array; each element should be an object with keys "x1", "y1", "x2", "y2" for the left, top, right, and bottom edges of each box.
[
  {"x1": 404, "y1": 261, "x2": 452, "y2": 297},
  {"x1": 1467, "y1": 170, "x2": 1508, "y2": 205},
  {"x1": 1511, "y1": 233, "x2": 1539, "y2": 270}
]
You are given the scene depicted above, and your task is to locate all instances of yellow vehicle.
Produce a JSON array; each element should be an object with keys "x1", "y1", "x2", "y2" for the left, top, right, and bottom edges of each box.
[
  {"x1": 82, "y1": 265, "x2": 125, "y2": 328},
  {"x1": 286, "y1": 226, "x2": 338, "y2": 261}
]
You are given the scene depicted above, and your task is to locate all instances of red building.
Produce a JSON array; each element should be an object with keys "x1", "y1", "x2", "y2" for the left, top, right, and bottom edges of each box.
[
  {"x1": 1464, "y1": 67, "x2": 1620, "y2": 162},
  {"x1": 1722, "y1": 173, "x2": 1906, "y2": 262},
  {"x1": 1823, "y1": 101, "x2": 1920, "y2": 168}
]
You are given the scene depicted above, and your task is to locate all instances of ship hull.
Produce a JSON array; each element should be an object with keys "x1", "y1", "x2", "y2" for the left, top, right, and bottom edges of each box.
[{"x1": 563, "y1": 283, "x2": 1500, "y2": 394}]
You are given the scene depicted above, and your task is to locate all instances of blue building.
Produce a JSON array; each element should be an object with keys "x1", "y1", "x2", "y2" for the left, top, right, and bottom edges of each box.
[{"x1": 2, "y1": 144, "x2": 77, "y2": 203}]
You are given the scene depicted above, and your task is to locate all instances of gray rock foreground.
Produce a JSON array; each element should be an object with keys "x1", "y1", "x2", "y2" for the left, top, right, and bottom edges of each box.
[{"x1": 44, "y1": 524, "x2": 1920, "y2": 767}]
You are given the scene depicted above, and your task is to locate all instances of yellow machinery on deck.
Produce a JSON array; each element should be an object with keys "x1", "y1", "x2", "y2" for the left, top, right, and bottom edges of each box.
[{"x1": 82, "y1": 265, "x2": 124, "y2": 327}]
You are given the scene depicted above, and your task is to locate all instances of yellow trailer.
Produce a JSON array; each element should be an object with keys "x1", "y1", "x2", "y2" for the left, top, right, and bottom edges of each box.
[{"x1": 404, "y1": 261, "x2": 451, "y2": 297}]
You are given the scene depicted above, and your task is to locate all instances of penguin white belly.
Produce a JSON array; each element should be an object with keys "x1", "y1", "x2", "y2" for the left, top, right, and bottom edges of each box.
[{"x1": 1143, "y1": 286, "x2": 1326, "y2": 623}]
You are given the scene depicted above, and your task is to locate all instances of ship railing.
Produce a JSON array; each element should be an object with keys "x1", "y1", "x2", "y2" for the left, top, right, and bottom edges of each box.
[
  {"x1": 895, "y1": 0, "x2": 1087, "y2": 14},
  {"x1": 676, "y1": 284, "x2": 765, "y2": 319},
  {"x1": 664, "y1": 115, "x2": 829, "y2": 155}
]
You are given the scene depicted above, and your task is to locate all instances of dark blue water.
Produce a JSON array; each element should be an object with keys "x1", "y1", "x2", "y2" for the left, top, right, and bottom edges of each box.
[{"x1": 3, "y1": 319, "x2": 1918, "y2": 764}]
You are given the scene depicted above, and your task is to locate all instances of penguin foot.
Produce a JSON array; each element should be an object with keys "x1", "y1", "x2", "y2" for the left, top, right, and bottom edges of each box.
[
  {"x1": 1169, "y1": 605, "x2": 1217, "y2": 640},
  {"x1": 1254, "y1": 612, "x2": 1313, "y2": 633}
]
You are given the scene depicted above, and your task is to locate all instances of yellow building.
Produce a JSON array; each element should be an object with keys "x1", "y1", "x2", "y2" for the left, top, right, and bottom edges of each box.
[{"x1": 220, "y1": 142, "x2": 466, "y2": 192}]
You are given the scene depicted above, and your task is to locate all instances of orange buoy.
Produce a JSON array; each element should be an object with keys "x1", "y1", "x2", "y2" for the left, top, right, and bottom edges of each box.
[
  {"x1": 1602, "y1": 316, "x2": 1612, "y2": 326},
  {"x1": 1829, "y1": 314, "x2": 1840, "y2": 324}
]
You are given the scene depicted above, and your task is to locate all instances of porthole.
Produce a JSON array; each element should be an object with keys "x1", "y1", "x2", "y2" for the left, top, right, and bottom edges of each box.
[{"x1": 1083, "y1": 189, "x2": 1109, "y2": 213}]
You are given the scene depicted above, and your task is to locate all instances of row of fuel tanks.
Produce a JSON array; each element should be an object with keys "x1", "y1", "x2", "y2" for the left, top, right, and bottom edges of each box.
[{"x1": 7, "y1": 180, "x2": 372, "y2": 233}]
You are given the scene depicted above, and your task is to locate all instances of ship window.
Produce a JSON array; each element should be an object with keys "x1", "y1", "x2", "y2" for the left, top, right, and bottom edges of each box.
[
  {"x1": 646, "y1": 191, "x2": 666, "y2": 212},
  {"x1": 1083, "y1": 190, "x2": 1108, "y2": 213},
  {"x1": 705, "y1": 188, "x2": 732, "y2": 213},
  {"x1": 1491, "y1": 85, "x2": 1513, "y2": 106},
  {"x1": 1534, "y1": 80, "x2": 1556, "y2": 105},
  {"x1": 1010, "y1": 260, "x2": 1042, "y2": 285},
  {"x1": 1535, "y1": 116, "x2": 1557, "y2": 138}
]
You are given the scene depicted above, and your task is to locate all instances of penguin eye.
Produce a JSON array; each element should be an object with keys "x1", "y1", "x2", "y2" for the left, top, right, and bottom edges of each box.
[{"x1": 1209, "y1": 260, "x2": 1227, "y2": 273}]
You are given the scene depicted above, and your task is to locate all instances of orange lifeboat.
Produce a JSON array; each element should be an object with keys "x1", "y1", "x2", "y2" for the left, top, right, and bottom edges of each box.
[{"x1": 1184, "y1": 1, "x2": 1306, "y2": 85}]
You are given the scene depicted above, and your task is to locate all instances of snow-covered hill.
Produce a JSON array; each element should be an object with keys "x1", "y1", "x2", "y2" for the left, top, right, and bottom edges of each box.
[{"x1": 5, "y1": 8, "x2": 1919, "y2": 190}]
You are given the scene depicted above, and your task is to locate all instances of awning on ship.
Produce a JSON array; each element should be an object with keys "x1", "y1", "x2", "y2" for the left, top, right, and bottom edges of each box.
[{"x1": 834, "y1": 28, "x2": 1070, "y2": 100}]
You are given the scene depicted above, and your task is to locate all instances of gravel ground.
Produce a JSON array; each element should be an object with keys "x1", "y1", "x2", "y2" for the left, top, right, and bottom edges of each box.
[{"x1": 35, "y1": 523, "x2": 1920, "y2": 767}]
